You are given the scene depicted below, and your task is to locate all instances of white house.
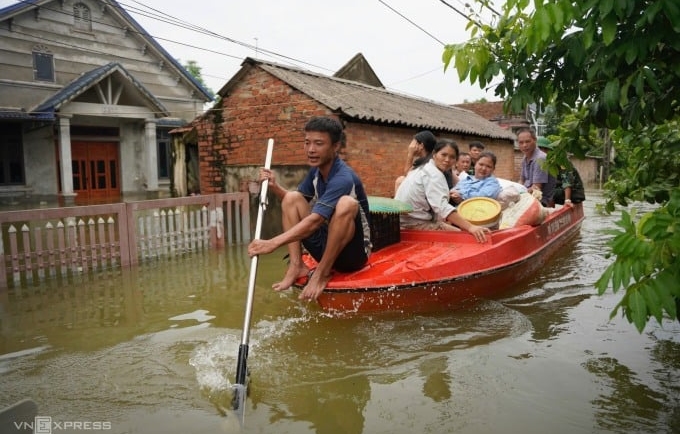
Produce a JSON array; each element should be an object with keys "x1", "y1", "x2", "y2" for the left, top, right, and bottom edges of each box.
[{"x1": 0, "y1": 0, "x2": 212, "y2": 204}]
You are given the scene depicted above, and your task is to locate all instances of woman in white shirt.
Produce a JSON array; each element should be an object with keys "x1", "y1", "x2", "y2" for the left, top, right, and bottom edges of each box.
[{"x1": 394, "y1": 139, "x2": 490, "y2": 243}]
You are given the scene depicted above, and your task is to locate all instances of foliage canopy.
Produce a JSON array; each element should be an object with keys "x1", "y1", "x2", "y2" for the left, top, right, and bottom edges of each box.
[{"x1": 443, "y1": 0, "x2": 680, "y2": 331}]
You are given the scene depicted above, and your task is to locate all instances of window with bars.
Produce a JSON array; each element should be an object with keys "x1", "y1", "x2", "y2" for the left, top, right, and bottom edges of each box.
[{"x1": 32, "y1": 46, "x2": 54, "y2": 82}]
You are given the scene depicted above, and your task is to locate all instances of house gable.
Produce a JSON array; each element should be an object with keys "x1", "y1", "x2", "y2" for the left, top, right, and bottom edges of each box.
[
  {"x1": 33, "y1": 62, "x2": 169, "y2": 119},
  {"x1": 103, "y1": 0, "x2": 213, "y2": 102},
  {"x1": 0, "y1": 0, "x2": 211, "y2": 120},
  {"x1": 333, "y1": 53, "x2": 384, "y2": 88}
]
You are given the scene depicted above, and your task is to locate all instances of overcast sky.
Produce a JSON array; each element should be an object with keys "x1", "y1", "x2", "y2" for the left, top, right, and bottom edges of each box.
[{"x1": 2, "y1": 0, "x2": 502, "y2": 104}]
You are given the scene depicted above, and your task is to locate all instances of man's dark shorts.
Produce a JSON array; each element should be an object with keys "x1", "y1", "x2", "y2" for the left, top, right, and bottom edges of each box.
[{"x1": 302, "y1": 213, "x2": 369, "y2": 272}]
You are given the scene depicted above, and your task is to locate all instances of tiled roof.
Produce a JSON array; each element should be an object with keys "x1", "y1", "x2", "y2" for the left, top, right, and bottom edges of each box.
[
  {"x1": 0, "y1": 107, "x2": 53, "y2": 120},
  {"x1": 32, "y1": 62, "x2": 168, "y2": 116},
  {"x1": 221, "y1": 58, "x2": 516, "y2": 141},
  {"x1": 0, "y1": 0, "x2": 41, "y2": 17}
]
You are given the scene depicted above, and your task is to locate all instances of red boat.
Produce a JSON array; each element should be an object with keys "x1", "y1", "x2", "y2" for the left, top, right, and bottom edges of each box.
[{"x1": 300, "y1": 202, "x2": 584, "y2": 314}]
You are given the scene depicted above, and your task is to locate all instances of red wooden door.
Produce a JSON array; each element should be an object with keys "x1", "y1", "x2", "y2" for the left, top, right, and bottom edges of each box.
[{"x1": 70, "y1": 142, "x2": 120, "y2": 202}]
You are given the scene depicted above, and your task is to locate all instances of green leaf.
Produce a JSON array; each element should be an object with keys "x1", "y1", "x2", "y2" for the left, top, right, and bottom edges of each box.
[
  {"x1": 654, "y1": 272, "x2": 678, "y2": 317},
  {"x1": 627, "y1": 288, "x2": 648, "y2": 332},
  {"x1": 606, "y1": 112, "x2": 621, "y2": 129},
  {"x1": 595, "y1": 263, "x2": 614, "y2": 294},
  {"x1": 631, "y1": 257, "x2": 645, "y2": 281},
  {"x1": 642, "y1": 284, "x2": 664, "y2": 324},
  {"x1": 660, "y1": 287, "x2": 677, "y2": 319},
  {"x1": 473, "y1": 45, "x2": 490, "y2": 70},
  {"x1": 454, "y1": 48, "x2": 471, "y2": 82},
  {"x1": 583, "y1": 22, "x2": 594, "y2": 49},
  {"x1": 619, "y1": 76, "x2": 631, "y2": 106},
  {"x1": 599, "y1": 0, "x2": 614, "y2": 18},
  {"x1": 668, "y1": 189, "x2": 680, "y2": 214},
  {"x1": 601, "y1": 14, "x2": 618, "y2": 45},
  {"x1": 643, "y1": 68, "x2": 661, "y2": 93},
  {"x1": 558, "y1": 0, "x2": 574, "y2": 22},
  {"x1": 624, "y1": 44, "x2": 638, "y2": 65},
  {"x1": 442, "y1": 46, "x2": 454, "y2": 71},
  {"x1": 547, "y1": 2, "x2": 565, "y2": 32},
  {"x1": 662, "y1": 0, "x2": 680, "y2": 32},
  {"x1": 469, "y1": 67, "x2": 479, "y2": 85},
  {"x1": 612, "y1": 261, "x2": 623, "y2": 291},
  {"x1": 611, "y1": 232, "x2": 634, "y2": 255},
  {"x1": 603, "y1": 79, "x2": 620, "y2": 109},
  {"x1": 534, "y1": 6, "x2": 552, "y2": 42}
]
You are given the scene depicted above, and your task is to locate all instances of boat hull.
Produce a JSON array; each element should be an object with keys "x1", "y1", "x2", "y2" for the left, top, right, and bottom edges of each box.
[{"x1": 302, "y1": 203, "x2": 584, "y2": 314}]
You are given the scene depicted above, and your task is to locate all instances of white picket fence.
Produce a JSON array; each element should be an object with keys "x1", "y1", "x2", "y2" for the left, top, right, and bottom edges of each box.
[{"x1": 0, "y1": 193, "x2": 251, "y2": 287}]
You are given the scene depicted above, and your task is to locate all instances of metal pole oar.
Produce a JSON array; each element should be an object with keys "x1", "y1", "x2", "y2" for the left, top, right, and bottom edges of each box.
[{"x1": 232, "y1": 138, "x2": 274, "y2": 423}]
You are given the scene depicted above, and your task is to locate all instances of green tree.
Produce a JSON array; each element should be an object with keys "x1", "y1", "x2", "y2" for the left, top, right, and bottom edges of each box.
[
  {"x1": 540, "y1": 105, "x2": 561, "y2": 138},
  {"x1": 182, "y1": 59, "x2": 215, "y2": 98},
  {"x1": 442, "y1": 0, "x2": 680, "y2": 332},
  {"x1": 546, "y1": 109, "x2": 605, "y2": 158}
]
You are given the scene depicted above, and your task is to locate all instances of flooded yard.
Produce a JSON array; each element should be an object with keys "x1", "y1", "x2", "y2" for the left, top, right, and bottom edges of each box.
[{"x1": 1, "y1": 189, "x2": 679, "y2": 433}]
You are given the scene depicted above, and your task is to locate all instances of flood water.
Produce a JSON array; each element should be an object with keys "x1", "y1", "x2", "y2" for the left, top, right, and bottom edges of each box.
[{"x1": 1, "y1": 189, "x2": 679, "y2": 434}]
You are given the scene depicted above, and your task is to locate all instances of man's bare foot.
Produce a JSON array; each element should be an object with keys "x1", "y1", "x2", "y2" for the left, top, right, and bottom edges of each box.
[
  {"x1": 272, "y1": 264, "x2": 310, "y2": 292},
  {"x1": 298, "y1": 271, "x2": 332, "y2": 301}
]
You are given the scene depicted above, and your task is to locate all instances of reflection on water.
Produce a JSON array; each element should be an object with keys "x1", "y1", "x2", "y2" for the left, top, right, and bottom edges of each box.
[
  {"x1": 1, "y1": 189, "x2": 679, "y2": 434},
  {"x1": 419, "y1": 356, "x2": 452, "y2": 402},
  {"x1": 581, "y1": 330, "x2": 680, "y2": 433},
  {"x1": 585, "y1": 355, "x2": 666, "y2": 432},
  {"x1": 0, "y1": 246, "x2": 251, "y2": 355}
]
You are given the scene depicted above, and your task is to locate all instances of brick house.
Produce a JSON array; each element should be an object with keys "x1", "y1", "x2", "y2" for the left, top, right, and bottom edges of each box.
[{"x1": 179, "y1": 56, "x2": 516, "y2": 202}]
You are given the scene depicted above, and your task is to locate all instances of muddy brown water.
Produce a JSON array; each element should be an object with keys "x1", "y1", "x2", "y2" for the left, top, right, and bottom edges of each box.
[{"x1": 1, "y1": 189, "x2": 679, "y2": 434}]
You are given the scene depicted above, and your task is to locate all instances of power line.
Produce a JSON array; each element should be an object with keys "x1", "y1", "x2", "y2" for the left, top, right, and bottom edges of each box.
[
  {"x1": 119, "y1": 1, "x2": 458, "y2": 95},
  {"x1": 4, "y1": 0, "x2": 330, "y2": 74},
  {"x1": 118, "y1": 0, "x2": 334, "y2": 73},
  {"x1": 438, "y1": 0, "x2": 484, "y2": 29},
  {"x1": 3, "y1": 0, "x2": 479, "y2": 103},
  {"x1": 377, "y1": 0, "x2": 445, "y2": 46}
]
